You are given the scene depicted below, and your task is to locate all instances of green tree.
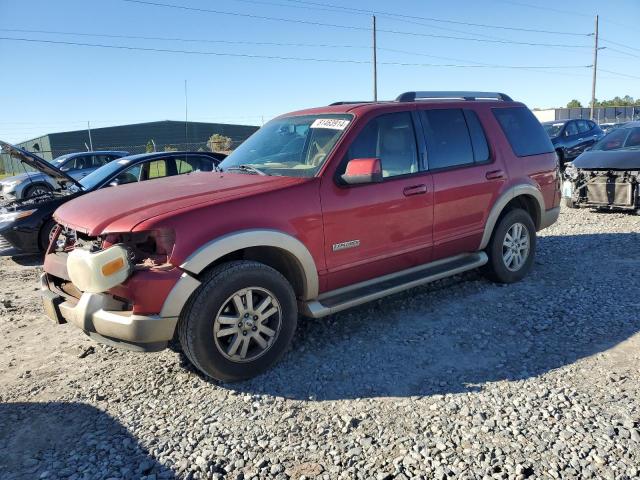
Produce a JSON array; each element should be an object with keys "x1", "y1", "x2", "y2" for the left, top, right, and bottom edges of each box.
[
  {"x1": 146, "y1": 139, "x2": 155, "y2": 153},
  {"x1": 207, "y1": 133, "x2": 233, "y2": 152},
  {"x1": 566, "y1": 99, "x2": 582, "y2": 108}
]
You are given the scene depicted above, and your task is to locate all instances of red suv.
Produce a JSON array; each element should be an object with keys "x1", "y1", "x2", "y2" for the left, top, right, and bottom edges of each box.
[{"x1": 41, "y1": 91, "x2": 560, "y2": 381}]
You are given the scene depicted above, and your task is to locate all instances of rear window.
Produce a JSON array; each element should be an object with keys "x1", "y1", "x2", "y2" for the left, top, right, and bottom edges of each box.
[{"x1": 493, "y1": 107, "x2": 554, "y2": 157}]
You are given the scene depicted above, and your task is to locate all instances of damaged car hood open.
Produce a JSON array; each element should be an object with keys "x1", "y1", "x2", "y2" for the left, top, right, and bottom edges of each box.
[{"x1": 0, "y1": 140, "x2": 84, "y2": 192}]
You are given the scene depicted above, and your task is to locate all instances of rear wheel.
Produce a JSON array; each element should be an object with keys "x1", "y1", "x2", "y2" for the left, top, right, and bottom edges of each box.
[
  {"x1": 24, "y1": 184, "x2": 52, "y2": 198},
  {"x1": 483, "y1": 208, "x2": 536, "y2": 283},
  {"x1": 178, "y1": 260, "x2": 297, "y2": 382}
]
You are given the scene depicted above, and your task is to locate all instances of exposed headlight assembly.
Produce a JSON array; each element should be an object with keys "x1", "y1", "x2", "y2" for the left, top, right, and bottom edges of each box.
[
  {"x1": 564, "y1": 162, "x2": 579, "y2": 180},
  {"x1": 67, "y1": 245, "x2": 132, "y2": 293}
]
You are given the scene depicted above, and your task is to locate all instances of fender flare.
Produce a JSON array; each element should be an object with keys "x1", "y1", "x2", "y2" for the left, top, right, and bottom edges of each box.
[
  {"x1": 478, "y1": 184, "x2": 545, "y2": 250},
  {"x1": 180, "y1": 229, "x2": 319, "y2": 300}
]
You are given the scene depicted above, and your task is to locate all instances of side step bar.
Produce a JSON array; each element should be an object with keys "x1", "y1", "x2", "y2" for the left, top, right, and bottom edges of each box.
[{"x1": 302, "y1": 252, "x2": 488, "y2": 318}]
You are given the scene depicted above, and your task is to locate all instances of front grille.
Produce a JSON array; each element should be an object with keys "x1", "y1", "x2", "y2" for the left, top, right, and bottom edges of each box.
[{"x1": 586, "y1": 178, "x2": 633, "y2": 206}]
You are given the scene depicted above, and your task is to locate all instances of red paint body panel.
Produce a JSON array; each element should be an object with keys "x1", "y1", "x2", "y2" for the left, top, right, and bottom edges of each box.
[{"x1": 46, "y1": 98, "x2": 560, "y2": 315}]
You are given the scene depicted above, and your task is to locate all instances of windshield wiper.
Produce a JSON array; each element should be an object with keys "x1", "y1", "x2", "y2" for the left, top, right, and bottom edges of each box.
[{"x1": 224, "y1": 164, "x2": 269, "y2": 176}]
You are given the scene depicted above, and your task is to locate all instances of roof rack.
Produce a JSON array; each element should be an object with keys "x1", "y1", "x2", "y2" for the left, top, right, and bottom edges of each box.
[
  {"x1": 396, "y1": 91, "x2": 513, "y2": 102},
  {"x1": 329, "y1": 101, "x2": 373, "y2": 106}
]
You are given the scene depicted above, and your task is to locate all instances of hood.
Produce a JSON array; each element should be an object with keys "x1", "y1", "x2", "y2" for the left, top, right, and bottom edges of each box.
[
  {"x1": 573, "y1": 149, "x2": 640, "y2": 170},
  {"x1": 54, "y1": 171, "x2": 308, "y2": 235},
  {"x1": 0, "y1": 141, "x2": 84, "y2": 190}
]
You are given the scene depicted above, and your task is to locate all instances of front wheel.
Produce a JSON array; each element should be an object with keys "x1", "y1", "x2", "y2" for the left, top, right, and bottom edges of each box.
[
  {"x1": 178, "y1": 260, "x2": 297, "y2": 382},
  {"x1": 483, "y1": 208, "x2": 536, "y2": 284}
]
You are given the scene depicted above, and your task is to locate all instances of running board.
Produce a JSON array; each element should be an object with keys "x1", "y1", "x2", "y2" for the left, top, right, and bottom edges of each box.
[{"x1": 302, "y1": 252, "x2": 488, "y2": 318}]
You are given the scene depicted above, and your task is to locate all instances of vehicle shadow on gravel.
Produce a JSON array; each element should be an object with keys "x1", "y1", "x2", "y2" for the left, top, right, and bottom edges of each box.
[
  {"x1": 0, "y1": 402, "x2": 176, "y2": 480},
  {"x1": 228, "y1": 232, "x2": 640, "y2": 401},
  {"x1": 6, "y1": 253, "x2": 43, "y2": 267}
]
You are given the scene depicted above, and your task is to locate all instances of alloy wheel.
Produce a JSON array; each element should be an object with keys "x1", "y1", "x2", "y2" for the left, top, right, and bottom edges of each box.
[
  {"x1": 502, "y1": 222, "x2": 530, "y2": 272},
  {"x1": 213, "y1": 287, "x2": 281, "y2": 363}
]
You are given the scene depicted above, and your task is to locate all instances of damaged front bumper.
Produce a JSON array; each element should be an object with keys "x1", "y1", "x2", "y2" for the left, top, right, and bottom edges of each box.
[
  {"x1": 564, "y1": 170, "x2": 639, "y2": 210},
  {"x1": 40, "y1": 273, "x2": 179, "y2": 351}
]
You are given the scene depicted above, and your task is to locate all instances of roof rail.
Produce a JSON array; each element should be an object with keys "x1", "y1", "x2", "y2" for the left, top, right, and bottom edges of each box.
[
  {"x1": 329, "y1": 101, "x2": 373, "y2": 106},
  {"x1": 396, "y1": 91, "x2": 513, "y2": 102}
]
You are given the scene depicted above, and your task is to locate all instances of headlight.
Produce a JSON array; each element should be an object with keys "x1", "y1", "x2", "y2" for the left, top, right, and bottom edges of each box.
[
  {"x1": 1, "y1": 180, "x2": 22, "y2": 191},
  {"x1": 0, "y1": 209, "x2": 36, "y2": 223}
]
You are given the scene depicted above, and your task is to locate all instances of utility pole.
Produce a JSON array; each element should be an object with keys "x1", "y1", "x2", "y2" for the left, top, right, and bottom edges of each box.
[
  {"x1": 87, "y1": 121, "x2": 93, "y2": 151},
  {"x1": 372, "y1": 15, "x2": 378, "y2": 102},
  {"x1": 590, "y1": 15, "x2": 599, "y2": 120}
]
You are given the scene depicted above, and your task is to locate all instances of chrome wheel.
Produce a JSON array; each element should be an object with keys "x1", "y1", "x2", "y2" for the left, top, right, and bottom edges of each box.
[
  {"x1": 502, "y1": 222, "x2": 530, "y2": 272},
  {"x1": 213, "y1": 287, "x2": 281, "y2": 363}
]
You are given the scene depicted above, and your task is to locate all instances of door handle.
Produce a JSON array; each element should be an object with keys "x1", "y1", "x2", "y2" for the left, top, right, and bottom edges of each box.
[
  {"x1": 403, "y1": 184, "x2": 427, "y2": 196},
  {"x1": 485, "y1": 169, "x2": 505, "y2": 180}
]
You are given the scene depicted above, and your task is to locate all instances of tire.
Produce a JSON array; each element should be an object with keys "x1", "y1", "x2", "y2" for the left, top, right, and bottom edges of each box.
[
  {"x1": 563, "y1": 197, "x2": 577, "y2": 209},
  {"x1": 39, "y1": 219, "x2": 57, "y2": 252},
  {"x1": 178, "y1": 260, "x2": 297, "y2": 382},
  {"x1": 24, "y1": 183, "x2": 52, "y2": 198},
  {"x1": 483, "y1": 208, "x2": 536, "y2": 284}
]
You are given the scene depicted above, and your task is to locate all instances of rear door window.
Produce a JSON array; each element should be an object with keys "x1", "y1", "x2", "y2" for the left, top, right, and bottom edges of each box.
[
  {"x1": 492, "y1": 107, "x2": 555, "y2": 157},
  {"x1": 420, "y1": 109, "x2": 474, "y2": 169}
]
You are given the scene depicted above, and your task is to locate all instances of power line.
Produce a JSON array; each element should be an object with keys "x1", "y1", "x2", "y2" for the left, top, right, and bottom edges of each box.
[
  {"x1": 599, "y1": 69, "x2": 640, "y2": 81},
  {"x1": 602, "y1": 46, "x2": 640, "y2": 59},
  {"x1": 120, "y1": 0, "x2": 592, "y2": 49},
  {"x1": 600, "y1": 38, "x2": 640, "y2": 53},
  {"x1": 277, "y1": 0, "x2": 590, "y2": 36},
  {"x1": 0, "y1": 36, "x2": 593, "y2": 71}
]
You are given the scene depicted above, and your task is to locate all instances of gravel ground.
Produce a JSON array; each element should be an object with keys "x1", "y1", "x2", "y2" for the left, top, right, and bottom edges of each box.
[{"x1": 1, "y1": 206, "x2": 639, "y2": 480}]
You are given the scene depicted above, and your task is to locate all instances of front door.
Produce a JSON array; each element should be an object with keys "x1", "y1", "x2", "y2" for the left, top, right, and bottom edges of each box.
[{"x1": 320, "y1": 111, "x2": 434, "y2": 291}]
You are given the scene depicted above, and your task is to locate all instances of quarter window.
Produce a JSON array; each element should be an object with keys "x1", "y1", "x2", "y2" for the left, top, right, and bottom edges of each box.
[
  {"x1": 345, "y1": 112, "x2": 419, "y2": 178},
  {"x1": 420, "y1": 109, "x2": 474, "y2": 169},
  {"x1": 492, "y1": 107, "x2": 555, "y2": 157}
]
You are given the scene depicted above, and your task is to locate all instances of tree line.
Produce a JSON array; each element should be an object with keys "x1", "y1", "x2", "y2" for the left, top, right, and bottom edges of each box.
[{"x1": 566, "y1": 96, "x2": 640, "y2": 108}]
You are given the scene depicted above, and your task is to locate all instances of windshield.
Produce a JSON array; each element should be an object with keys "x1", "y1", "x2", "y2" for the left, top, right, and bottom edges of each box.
[
  {"x1": 79, "y1": 157, "x2": 130, "y2": 189},
  {"x1": 592, "y1": 127, "x2": 640, "y2": 151},
  {"x1": 543, "y1": 122, "x2": 565, "y2": 138},
  {"x1": 219, "y1": 114, "x2": 353, "y2": 177}
]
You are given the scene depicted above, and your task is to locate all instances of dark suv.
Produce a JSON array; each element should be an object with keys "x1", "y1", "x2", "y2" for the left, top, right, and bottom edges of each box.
[
  {"x1": 42, "y1": 91, "x2": 561, "y2": 381},
  {"x1": 542, "y1": 119, "x2": 604, "y2": 167}
]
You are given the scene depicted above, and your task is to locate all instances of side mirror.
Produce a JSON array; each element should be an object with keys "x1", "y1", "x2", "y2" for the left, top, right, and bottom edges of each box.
[
  {"x1": 341, "y1": 158, "x2": 383, "y2": 185},
  {"x1": 108, "y1": 178, "x2": 120, "y2": 187},
  {"x1": 60, "y1": 166, "x2": 70, "y2": 172}
]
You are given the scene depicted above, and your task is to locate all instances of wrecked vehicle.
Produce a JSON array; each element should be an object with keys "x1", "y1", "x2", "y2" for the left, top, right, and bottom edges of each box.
[
  {"x1": 563, "y1": 121, "x2": 640, "y2": 212},
  {"x1": 1, "y1": 150, "x2": 129, "y2": 200},
  {"x1": 0, "y1": 141, "x2": 224, "y2": 254}
]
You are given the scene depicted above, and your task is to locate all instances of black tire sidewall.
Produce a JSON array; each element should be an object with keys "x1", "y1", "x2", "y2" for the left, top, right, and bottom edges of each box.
[
  {"x1": 39, "y1": 218, "x2": 56, "y2": 251},
  {"x1": 182, "y1": 262, "x2": 297, "y2": 382},
  {"x1": 25, "y1": 184, "x2": 51, "y2": 198},
  {"x1": 487, "y1": 209, "x2": 536, "y2": 283}
]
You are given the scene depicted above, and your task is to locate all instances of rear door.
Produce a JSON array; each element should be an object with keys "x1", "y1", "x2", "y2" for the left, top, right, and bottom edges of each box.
[
  {"x1": 419, "y1": 107, "x2": 506, "y2": 260},
  {"x1": 320, "y1": 110, "x2": 434, "y2": 290}
]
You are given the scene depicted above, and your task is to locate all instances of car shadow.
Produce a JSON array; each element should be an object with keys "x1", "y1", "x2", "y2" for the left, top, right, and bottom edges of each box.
[
  {"x1": 6, "y1": 252, "x2": 43, "y2": 267},
  {"x1": 0, "y1": 402, "x2": 176, "y2": 480},
  {"x1": 222, "y1": 232, "x2": 640, "y2": 400}
]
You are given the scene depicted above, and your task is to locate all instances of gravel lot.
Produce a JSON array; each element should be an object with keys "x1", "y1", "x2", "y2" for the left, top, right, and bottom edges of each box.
[{"x1": 1, "y1": 206, "x2": 639, "y2": 480}]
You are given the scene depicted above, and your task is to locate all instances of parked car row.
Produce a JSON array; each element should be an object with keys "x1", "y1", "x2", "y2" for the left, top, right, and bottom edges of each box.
[
  {"x1": 0, "y1": 143, "x2": 225, "y2": 254},
  {"x1": 4, "y1": 90, "x2": 563, "y2": 382}
]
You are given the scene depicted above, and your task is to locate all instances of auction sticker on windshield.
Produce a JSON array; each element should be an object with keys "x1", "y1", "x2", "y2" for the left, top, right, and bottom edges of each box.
[{"x1": 310, "y1": 118, "x2": 350, "y2": 130}]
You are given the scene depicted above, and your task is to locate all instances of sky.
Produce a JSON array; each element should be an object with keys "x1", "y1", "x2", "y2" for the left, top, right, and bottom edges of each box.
[{"x1": 1, "y1": 0, "x2": 638, "y2": 143}]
